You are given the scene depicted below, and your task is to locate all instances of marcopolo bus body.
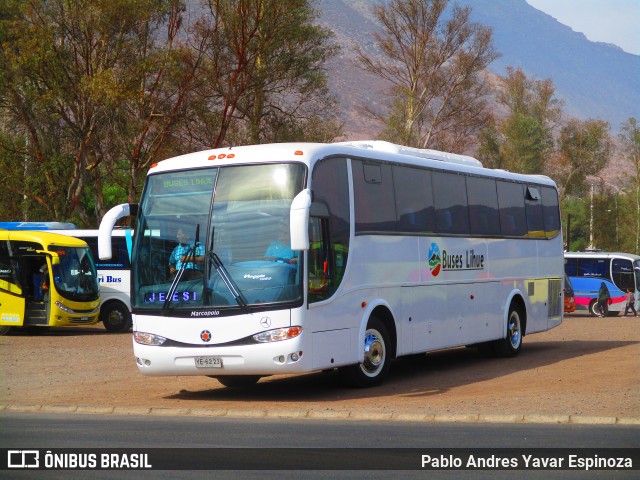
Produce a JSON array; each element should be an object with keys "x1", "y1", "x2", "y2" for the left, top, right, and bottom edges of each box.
[
  {"x1": 0, "y1": 230, "x2": 100, "y2": 334},
  {"x1": 98, "y1": 141, "x2": 564, "y2": 387},
  {"x1": 564, "y1": 251, "x2": 640, "y2": 316}
]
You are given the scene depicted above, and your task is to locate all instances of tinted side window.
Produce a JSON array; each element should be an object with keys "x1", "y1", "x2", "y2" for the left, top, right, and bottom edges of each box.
[
  {"x1": 392, "y1": 166, "x2": 435, "y2": 233},
  {"x1": 432, "y1": 171, "x2": 469, "y2": 235},
  {"x1": 541, "y1": 186, "x2": 561, "y2": 238},
  {"x1": 353, "y1": 160, "x2": 396, "y2": 232},
  {"x1": 564, "y1": 258, "x2": 577, "y2": 276},
  {"x1": 497, "y1": 181, "x2": 526, "y2": 237},
  {"x1": 84, "y1": 236, "x2": 131, "y2": 269},
  {"x1": 578, "y1": 258, "x2": 611, "y2": 279},
  {"x1": 612, "y1": 258, "x2": 635, "y2": 291},
  {"x1": 312, "y1": 158, "x2": 350, "y2": 299},
  {"x1": 0, "y1": 240, "x2": 19, "y2": 286},
  {"x1": 467, "y1": 176, "x2": 500, "y2": 236},
  {"x1": 525, "y1": 186, "x2": 545, "y2": 238}
]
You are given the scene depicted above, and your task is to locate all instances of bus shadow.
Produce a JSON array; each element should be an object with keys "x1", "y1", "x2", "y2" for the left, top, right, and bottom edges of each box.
[
  {"x1": 4, "y1": 326, "x2": 126, "y2": 336},
  {"x1": 166, "y1": 338, "x2": 637, "y2": 403}
]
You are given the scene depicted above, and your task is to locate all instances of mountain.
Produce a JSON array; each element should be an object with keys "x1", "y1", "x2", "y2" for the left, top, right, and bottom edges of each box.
[{"x1": 316, "y1": 0, "x2": 640, "y2": 138}]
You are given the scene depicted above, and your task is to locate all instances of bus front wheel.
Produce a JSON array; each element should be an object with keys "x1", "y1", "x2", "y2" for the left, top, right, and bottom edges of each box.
[
  {"x1": 101, "y1": 301, "x2": 131, "y2": 333},
  {"x1": 341, "y1": 317, "x2": 391, "y2": 388}
]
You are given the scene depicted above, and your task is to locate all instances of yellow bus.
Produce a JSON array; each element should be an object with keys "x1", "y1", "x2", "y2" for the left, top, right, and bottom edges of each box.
[{"x1": 0, "y1": 230, "x2": 100, "y2": 334}]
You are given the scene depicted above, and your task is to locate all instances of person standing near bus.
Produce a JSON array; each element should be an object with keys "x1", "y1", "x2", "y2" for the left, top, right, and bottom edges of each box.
[
  {"x1": 597, "y1": 282, "x2": 611, "y2": 317},
  {"x1": 623, "y1": 289, "x2": 637, "y2": 317}
]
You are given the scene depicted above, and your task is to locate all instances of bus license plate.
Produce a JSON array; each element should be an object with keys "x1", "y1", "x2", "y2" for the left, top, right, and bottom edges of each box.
[{"x1": 195, "y1": 356, "x2": 223, "y2": 368}]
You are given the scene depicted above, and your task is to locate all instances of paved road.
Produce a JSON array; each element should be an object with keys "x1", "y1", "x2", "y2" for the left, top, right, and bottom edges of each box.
[{"x1": 1, "y1": 412, "x2": 638, "y2": 480}]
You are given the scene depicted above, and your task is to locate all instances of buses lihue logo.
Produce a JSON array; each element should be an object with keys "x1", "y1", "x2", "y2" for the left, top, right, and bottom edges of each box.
[{"x1": 428, "y1": 243, "x2": 441, "y2": 277}]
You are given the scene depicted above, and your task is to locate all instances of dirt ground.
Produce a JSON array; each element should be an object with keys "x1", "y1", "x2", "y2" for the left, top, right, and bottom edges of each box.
[{"x1": 0, "y1": 314, "x2": 638, "y2": 419}]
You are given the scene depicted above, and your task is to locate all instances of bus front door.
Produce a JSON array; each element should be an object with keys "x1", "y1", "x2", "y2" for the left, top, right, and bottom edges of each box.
[{"x1": 21, "y1": 254, "x2": 50, "y2": 326}]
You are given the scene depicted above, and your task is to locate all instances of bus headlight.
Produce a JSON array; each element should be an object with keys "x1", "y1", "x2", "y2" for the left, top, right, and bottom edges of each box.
[
  {"x1": 55, "y1": 301, "x2": 73, "y2": 313},
  {"x1": 134, "y1": 331, "x2": 167, "y2": 346},
  {"x1": 253, "y1": 326, "x2": 302, "y2": 343},
  {"x1": 54, "y1": 301, "x2": 99, "y2": 315}
]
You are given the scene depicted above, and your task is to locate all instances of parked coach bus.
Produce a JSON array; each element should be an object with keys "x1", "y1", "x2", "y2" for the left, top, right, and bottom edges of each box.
[
  {"x1": 98, "y1": 141, "x2": 564, "y2": 387},
  {"x1": 0, "y1": 230, "x2": 100, "y2": 334},
  {"x1": 564, "y1": 251, "x2": 640, "y2": 316}
]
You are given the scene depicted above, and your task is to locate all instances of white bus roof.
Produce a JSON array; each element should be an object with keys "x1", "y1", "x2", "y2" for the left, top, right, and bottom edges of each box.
[
  {"x1": 148, "y1": 141, "x2": 558, "y2": 187},
  {"x1": 564, "y1": 251, "x2": 640, "y2": 261}
]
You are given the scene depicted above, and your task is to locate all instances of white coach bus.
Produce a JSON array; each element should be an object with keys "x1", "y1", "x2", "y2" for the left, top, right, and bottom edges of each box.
[{"x1": 98, "y1": 141, "x2": 564, "y2": 387}]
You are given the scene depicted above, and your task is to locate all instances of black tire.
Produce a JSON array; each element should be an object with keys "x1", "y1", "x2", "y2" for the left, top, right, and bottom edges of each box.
[
  {"x1": 341, "y1": 317, "x2": 391, "y2": 388},
  {"x1": 0, "y1": 325, "x2": 11, "y2": 336},
  {"x1": 214, "y1": 376, "x2": 261, "y2": 388},
  {"x1": 101, "y1": 302, "x2": 131, "y2": 333},
  {"x1": 589, "y1": 300, "x2": 607, "y2": 317},
  {"x1": 492, "y1": 304, "x2": 523, "y2": 358}
]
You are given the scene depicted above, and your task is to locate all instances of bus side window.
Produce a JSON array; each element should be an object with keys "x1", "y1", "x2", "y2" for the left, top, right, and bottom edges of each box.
[
  {"x1": 311, "y1": 157, "x2": 350, "y2": 301},
  {"x1": 432, "y1": 171, "x2": 469, "y2": 235},
  {"x1": 308, "y1": 217, "x2": 331, "y2": 300},
  {"x1": 0, "y1": 240, "x2": 21, "y2": 292},
  {"x1": 612, "y1": 258, "x2": 635, "y2": 291}
]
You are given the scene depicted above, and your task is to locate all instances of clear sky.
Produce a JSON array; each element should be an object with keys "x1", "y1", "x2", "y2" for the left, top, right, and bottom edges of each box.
[{"x1": 526, "y1": 0, "x2": 640, "y2": 55}]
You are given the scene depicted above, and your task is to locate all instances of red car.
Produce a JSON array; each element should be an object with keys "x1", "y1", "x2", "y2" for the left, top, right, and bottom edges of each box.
[{"x1": 564, "y1": 275, "x2": 576, "y2": 313}]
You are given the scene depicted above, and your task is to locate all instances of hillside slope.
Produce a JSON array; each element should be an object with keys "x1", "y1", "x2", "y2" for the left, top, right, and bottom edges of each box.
[{"x1": 317, "y1": 0, "x2": 640, "y2": 137}]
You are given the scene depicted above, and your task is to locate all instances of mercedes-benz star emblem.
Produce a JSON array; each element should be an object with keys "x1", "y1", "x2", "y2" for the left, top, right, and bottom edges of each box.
[{"x1": 260, "y1": 317, "x2": 271, "y2": 328}]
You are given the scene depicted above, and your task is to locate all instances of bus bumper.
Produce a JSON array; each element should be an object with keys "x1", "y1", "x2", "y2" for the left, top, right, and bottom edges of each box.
[
  {"x1": 51, "y1": 304, "x2": 100, "y2": 327},
  {"x1": 132, "y1": 335, "x2": 311, "y2": 376}
]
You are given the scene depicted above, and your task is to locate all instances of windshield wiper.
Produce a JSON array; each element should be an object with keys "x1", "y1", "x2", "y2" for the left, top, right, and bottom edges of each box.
[
  {"x1": 209, "y1": 251, "x2": 250, "y2": 313},
  {"x1": 162, "y1": 224, "x2": 200, "y2": 312}
]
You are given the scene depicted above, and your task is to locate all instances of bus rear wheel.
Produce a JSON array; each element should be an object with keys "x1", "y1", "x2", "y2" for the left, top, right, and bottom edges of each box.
[
  {"x1": 341, "y1": 317, "x2": 391, "y2": 388},
  {"x1": 101, "y1": 302, "x2": 131, "y2": 333},
  {"x1": 492, "y1": 304, "x2": 523, "y2": 357},
  {"x1": 213, "y1": 376, "x2": 261, "y2": 388}
]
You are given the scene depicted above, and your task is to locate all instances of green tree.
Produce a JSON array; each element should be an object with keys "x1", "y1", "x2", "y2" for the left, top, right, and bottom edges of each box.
[
  {"x1": 561, "y1": 196, "x2": 588, "y2": 252},
  {"x1": 185, "y1": 0, "x2": 341, "y2": 149},
  {"x1": 354, "y1": 0, "x2": 499, "y2": 151},
  {"x1": 100, "y1": 0, "x2": 201, "y2": 208},
  {"x1": 554, "y1": 119, "x2": 612, "y2": 199},
  {"x1": 0, "y1": 0, "x2": 189, "y2": 224},
  {"x1": 478, "y1": 67, "x2": 562, "y2": 174},
  {"x1": 619, "y1": 117, "x2": 640, "y2": 254}
]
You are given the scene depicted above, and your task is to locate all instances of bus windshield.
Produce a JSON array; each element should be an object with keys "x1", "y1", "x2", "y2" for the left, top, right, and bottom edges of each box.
[
  {"x1": 49, "y1": 245, "x2": 100, "y2": 302},
  {"x1": 132, "y1": 163, "x2": 307, "y2": 313}
]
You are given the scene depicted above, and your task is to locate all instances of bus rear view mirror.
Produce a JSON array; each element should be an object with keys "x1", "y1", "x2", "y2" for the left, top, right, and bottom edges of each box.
[
  {"x1": 290, "y1": 189, "x2": 311, "y2": 251},
  {"x1": 99, "y1": 203, "x2": 138, "y2": 259}
]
